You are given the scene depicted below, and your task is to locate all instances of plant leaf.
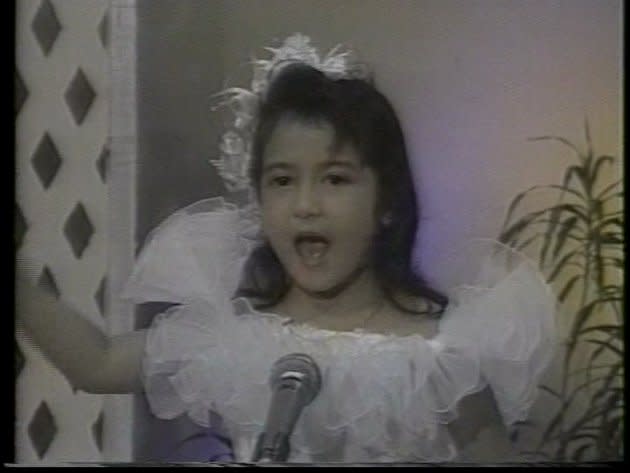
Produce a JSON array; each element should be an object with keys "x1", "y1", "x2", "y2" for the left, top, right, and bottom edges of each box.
[
  {"x1": 600, "y1": 192, "x2": 624, "y2": 210},
  {"x1": 561, "y1": 164, "x2": 590, "y2": 195},
  {"x1": 528, "y1": 135, "x2": 583, "y2": 158},
  {"x1": 500, "y1": 185, "x2": 546, "y2": 235},
  {"x1": 593, "y1": 384, "x2": 624, "y2": 408},
  {"x1": 558, "y1": 274, "x2": 582, "y2": 303},
  {"x1": 551, "y1": 216, "x2": 579, "y2": 261},
  {"x1": 539, "y1": 384, "x2": 563, "y2": 399},
  {"x1": 568, "y1": 362, "x2": 622, "y2": 378},
  {"x1": 550, "y1": 203, "x2": 589, "y2": 223},
  {"x1": 572, "y1": 443, "x2": 595, "y2": 462},
  {"x1": 558, "y1": 404, "x2": 622, "y2": 443},
  {"x1": 565, "y1": 298, "x2": 620, "y2": 365},
  {"x1": 547, "y1": 248, "x2": 584, "y2": 283},
  {"x1": 577, "y1": 324, "x2": 622, "y2": 337},
  {"x1": 569, "y1": 434, "x2": 599, "y2": 442},
  {"x1": 540, "y1": 205, "x2": 569, "y2": 265},
  {"x1": 519, "y1": 449, "x2": 553, "y2": 461},
  {"x1": 590, "y1": 155, "x2": 617, "y2": 189},
  {"x1": 591, "y1": 217, "x2": 624, "y2": 235},
  {"x1": 600, "y1": 284, "x2": 622, "y2": 296},
  {"x1": 499, "y1": 210, "x2": 546, "y2": 245},
  {"x1": 501, "y1": 218, "x2": 587, "y2": 250},
  {"x1": 599, "y1": 416, "x2": 623, "y2": 459},
  {"x1": 585, "y1": 338, "x2": 624, "y2": 357},
  {"x1": 597, "y1": 209, "x2": 624, "y2": 219},
  {"x1": 586, "y1": 334, "x2": 621, "y2": 379},
  {"x1": 539, "y1": 216, "x2": 587, "y2": 233},
  {"x1": 521, "y1": 218, "x2": 587, "y2": 243},
  {"x1": 595, "y1": 179, "x2": 622, "y2": 200},
  {"x1": 540, "y1": 374, "x2": 619, "y2": 453},
  {"x1": 540, "y1": 184, "x2": 585, "y2": 200},
  {"x1": 584, "y1": 117, "x2": 592, "y2": 159},
  {"x1": 599, "y1": 232, "x2": 623, "y2": 245},
  {"x1": 515, "y1": 233, "x2": 542, "y2": 252},
  {"x1": 593, "y1": 364, "x2": 624, "y2": 398},
  {"x1": 569, "y1": 297, "x2": 623, "y2": 342},
  {"x1": 564, "y1": 373, "x2": 621, "y2": 409},
  {"x1": 537, "y1": 408, "x2": 565, "y2": 451},
  {"x1": 607, "y1": 257, "x2": 623, "y2": 269},
  {"x1": 594, "y1": 249, "x2": 605, "y2": 289},
  {"x1": 582, "y1": 155, "x2": 595, "y2": 196},
  {"x1": 500, "y1": 188, "x2": 534, "y2": 232}
]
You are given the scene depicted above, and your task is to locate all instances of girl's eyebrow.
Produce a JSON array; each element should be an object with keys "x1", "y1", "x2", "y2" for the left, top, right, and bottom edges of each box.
[
  {"x1": 262, "y1": 162, "x2": 294, "y2": 174},
  {"x1": 321, "y1": 159, "x2": 361, "y2": 170},
  {"x1": 262, "y1": 159, "x2": 361, "y2": 174}
]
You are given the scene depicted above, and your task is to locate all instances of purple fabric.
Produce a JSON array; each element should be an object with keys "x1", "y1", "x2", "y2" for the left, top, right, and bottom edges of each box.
[{"x1": 166, "y1": 430, "x2": 235, "y2": 462}]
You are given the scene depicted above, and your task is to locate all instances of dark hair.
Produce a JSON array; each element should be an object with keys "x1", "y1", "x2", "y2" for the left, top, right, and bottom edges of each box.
[{"x1": 236, "y1": 62, "x2": 448, "y2": 315}]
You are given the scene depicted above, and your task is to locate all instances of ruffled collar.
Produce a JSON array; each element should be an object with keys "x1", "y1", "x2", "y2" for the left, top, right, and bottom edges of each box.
[{"x1": 232, "y1": 295, "x2": 443, "y2": 347}]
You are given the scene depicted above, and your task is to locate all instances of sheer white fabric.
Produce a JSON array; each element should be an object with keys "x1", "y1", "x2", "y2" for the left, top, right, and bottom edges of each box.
[{"x1": 122, "y1": 197, "x2": 557, "y2": 462}]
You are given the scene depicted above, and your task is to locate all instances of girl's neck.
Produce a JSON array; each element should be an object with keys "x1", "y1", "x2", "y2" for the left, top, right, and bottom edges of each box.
[{"x1": 278, "y1": 267, "x2": 385, "y2": 329}]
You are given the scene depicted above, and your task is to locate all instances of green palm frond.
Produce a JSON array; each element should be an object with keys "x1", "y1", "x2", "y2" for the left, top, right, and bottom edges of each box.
[{"x1": 499, "y1": 123, "x2": 623, "y2": 461}]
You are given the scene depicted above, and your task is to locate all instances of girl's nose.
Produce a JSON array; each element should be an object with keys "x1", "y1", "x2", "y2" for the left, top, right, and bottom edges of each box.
[{"x1": 292, "y1": 182, "x2": 322, "y2": 219}]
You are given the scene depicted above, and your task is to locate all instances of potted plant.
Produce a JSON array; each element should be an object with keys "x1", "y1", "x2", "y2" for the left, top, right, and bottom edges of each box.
[{"x1": 498, "y1": 120, "x2": 623, "y2": 461}]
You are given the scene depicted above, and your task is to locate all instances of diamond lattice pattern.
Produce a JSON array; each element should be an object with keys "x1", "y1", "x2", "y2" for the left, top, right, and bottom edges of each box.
[
  {"x1": 31, "y1": 0, "x2": 61, "y2": 56},
  {"x1": 28, "y1": 402, "x2": 58, "y2": 459},
  {"x1": 65, "y1": 69, "x2": 97, "y2": 125},
  {"x1": 15, "y1": 70, "x2": 29, "y2": 116},
  {"x1": 31, "y1": 133, "x2": 62, "y2": 189},
  {"x1": 15, "y1": 0, "x2": 112, "y2": 464}
]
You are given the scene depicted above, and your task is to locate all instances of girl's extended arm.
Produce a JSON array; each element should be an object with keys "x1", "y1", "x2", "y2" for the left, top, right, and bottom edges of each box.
[{"x1": 16, "y1": 277, "x2": 146, "y2": 394}]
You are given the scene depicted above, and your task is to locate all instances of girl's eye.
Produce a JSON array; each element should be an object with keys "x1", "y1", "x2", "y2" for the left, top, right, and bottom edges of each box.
[
  {"x1": 324, "y1": 174, "x2": 351, "y2": 185},
  {"x1": 269, "y1": 175, "x2": 292, "y2": 187}
]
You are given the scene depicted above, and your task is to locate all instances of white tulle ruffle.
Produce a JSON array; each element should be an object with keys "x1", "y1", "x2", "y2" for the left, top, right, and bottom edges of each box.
[{"x1": 122, "y1": 197, "x2": 557, "y2": 462}]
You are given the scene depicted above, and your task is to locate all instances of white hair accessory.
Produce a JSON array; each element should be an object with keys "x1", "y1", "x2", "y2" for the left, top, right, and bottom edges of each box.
[{"x1": 210, "y1": 34, "x2": 369, "y2": 201}]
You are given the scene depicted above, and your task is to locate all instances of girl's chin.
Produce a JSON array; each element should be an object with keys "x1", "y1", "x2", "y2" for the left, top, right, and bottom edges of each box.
[
  {"x1": 291, "y1": 276, "x2": 340, "y2": 297},
  {"x1": 289, "y1": 265, "x2": 369, "y2": 299}
]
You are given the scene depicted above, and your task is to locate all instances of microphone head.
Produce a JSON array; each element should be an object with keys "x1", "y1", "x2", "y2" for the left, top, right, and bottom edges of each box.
[{"x1": 270, "y1": 353, "x2": 322, "y2": 405}]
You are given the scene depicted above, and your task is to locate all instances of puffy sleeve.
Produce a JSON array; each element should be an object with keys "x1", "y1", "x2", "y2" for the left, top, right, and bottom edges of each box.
[
  {"x1": 119, "y1": 197, "x2": 266, "y2": 429},
  {"x1": 139, "y1": 298, "x2": 273, "y2": 429},
  {"x1": 121, "y1": 197, "x2": 257, "y2": 306},
  {"x1": 435, "y1": 239, "x2": 558, "y2": 428}
]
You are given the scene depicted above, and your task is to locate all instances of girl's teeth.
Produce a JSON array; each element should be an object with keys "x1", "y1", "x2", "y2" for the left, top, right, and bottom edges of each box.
[{"x1": 296, "y1": 240, "x2": 329, "y2": 265}]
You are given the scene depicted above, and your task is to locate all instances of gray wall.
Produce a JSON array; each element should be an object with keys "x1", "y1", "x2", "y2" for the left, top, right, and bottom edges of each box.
[
  {"x1": 137, "y1": 0, "x2": 226, "y2": 245},
  {"x1": 134, "y1": 0, "x2": 227, "y2": 460},
  {"x1": 133, "y1": 0, "x2": 622, "y2": 461}
]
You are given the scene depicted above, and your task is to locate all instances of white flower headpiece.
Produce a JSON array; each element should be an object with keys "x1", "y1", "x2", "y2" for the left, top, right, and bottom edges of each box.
[{"x1": 210, "y1": 34, "x2": 369, "y2": 203}]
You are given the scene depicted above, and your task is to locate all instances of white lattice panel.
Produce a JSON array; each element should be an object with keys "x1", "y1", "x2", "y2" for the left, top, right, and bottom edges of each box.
[{"x1": 15, "y1": 0, "x2": 129, "y2": 464}]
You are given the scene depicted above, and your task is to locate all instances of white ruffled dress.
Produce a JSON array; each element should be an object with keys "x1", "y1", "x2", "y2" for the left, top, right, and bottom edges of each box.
[{"x1": 122, "y1": 197, "x2": 557, "y2": 463}]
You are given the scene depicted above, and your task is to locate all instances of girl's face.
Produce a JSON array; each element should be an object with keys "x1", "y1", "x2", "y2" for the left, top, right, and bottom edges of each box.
[{"x1": 260, "y1": 118, "x2": 380, "y2": 297}]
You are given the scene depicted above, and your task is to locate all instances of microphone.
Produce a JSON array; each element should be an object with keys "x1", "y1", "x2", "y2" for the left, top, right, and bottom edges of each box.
[{"x1": 251, "y1": 353, "x2": 322, "y2": 463}]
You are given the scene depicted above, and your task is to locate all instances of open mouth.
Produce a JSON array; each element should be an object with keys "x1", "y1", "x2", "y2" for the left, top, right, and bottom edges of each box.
[{"x1": 294, "y1": 232, "x2": 330, "y2": 266}]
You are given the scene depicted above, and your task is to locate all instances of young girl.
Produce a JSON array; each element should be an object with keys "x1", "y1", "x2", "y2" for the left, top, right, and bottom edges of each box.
[{"x1": 17, "y1": 35, "x2": 557, "y2": 463}]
